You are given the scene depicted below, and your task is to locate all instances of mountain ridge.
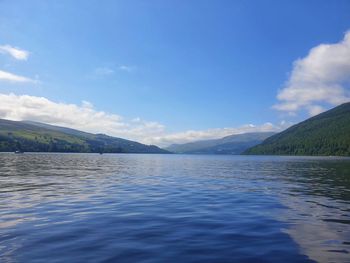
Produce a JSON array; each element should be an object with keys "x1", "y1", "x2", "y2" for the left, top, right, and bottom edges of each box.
[{"x1": 166, "y1": 132, "x2": 276, "y2": 154}]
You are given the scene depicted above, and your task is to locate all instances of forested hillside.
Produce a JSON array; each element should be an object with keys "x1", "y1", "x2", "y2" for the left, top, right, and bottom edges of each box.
[
  {"x1": 0, "y1": 119, "x2": 169, "y2": 153},
  {"x1": 244, "y1": 102, "x2": 350, "y2": 156}
]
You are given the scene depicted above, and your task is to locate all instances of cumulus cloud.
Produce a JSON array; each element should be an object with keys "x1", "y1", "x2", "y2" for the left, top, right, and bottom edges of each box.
[
  {"x1": 0, "y1": 70, "x2": 36, "y2": 83},
  {"x1": 274, "y1": 31, "x2": 350, "y2": 116},
  {"x1": 0, "y1": 93, "x2": 289, "y2": 147},
  {"x1": 0, "y1": 93, "x2": 165, "y2": 143},
  {"x1": 0, "y1": 45, "x2": 29, "y2": 60}
]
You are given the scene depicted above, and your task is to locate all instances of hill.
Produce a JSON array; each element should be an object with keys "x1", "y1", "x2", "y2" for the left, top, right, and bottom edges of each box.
[
  {"x1": 0, "y1": 119, "x2": 169, "y2": 154},
  {"x1": 244, "y1": 102, "x2": 350, "y2": 156},
  {"x1": 165, "y1": 132, "x2": 275, "y2": 154}
]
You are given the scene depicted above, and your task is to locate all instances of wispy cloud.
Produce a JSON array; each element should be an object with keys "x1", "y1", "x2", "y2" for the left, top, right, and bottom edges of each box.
[
  {"x1": 274, "y1": 31, "x2": 350, "y2": 116},
  {"x1": 147, "y1": 122, "x2": 290, "y2": 147},
  {"x1": 0, "y1": 45, "x2": 29, "y2": 60},
  {"x1": 0, "y1": 93, "x2": 289, "y2": 147},
  {"x1": 94, "y1": 67, "x2": 114, "y2": 76},
  {"x1": 0, "y1": 70, "x2": 36, "y2": 83},
  {"x1": 118, "y1": 65, "x2": 135, "y2": 72},
  {"x1": 91, "y1": 65, "x2": 135, "y2": 78},
  {"x1": 0, "y1": 44, "x2": 36, "y2": 84}
]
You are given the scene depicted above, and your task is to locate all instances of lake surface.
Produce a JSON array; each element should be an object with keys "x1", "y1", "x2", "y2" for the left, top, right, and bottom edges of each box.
[{"x1": 0, "y1": 153, "x2": 350, "y2": 263}]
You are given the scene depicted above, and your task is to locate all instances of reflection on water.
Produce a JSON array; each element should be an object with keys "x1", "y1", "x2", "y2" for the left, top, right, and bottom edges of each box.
[{"x1": 0, "y1": 153, "x2": 349, "y2": 263}]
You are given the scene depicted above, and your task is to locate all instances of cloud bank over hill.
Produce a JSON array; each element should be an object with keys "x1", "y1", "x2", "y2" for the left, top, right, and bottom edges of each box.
[
  {"x1": 274, "y1": 31, "x2": 350, "y2": 116},
  {"x1": 0, "y1": 93, "x2": 287, "y2": 146}
]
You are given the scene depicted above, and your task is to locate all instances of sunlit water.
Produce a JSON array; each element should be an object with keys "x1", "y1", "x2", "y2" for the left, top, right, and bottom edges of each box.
[{"x1": 0, "y1": 153, "x2": 350, "y2": 263}]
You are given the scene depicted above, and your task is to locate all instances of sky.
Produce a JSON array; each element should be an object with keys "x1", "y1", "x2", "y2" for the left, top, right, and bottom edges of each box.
[{"x1": 0, "y1": 0, "x2": 350, "y2": 146}]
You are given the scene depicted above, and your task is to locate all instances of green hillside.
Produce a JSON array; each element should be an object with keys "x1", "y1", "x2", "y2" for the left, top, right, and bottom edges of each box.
[
  {"x1": 0, "y1": 119, "x2": 169, "y2": 154},
  {"x1": 244, "y1": 102, "x2": 350, "y2": 156},
  {"x1": 166, "y1": 132, "x2": 275, "y2": 154}
]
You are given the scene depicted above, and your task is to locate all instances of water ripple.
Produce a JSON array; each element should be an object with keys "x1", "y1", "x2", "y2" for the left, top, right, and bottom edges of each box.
[{"x1": 0, "y1": 153, "x2": 350, "y2": 263}]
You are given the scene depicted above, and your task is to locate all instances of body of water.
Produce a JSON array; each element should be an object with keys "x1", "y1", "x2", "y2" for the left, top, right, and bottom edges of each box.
[{"x1": 0, "y1": 153, "x2": 350, "y2": 263}]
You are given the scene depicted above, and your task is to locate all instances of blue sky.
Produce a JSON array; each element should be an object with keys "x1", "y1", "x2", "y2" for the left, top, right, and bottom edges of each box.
[{"x1": 0, "y1": 0, "x2": 350, "y2": 145}]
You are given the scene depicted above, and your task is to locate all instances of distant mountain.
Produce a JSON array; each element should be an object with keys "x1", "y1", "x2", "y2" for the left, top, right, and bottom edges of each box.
[
  {"x1": 165, "y1": 132, "x2": 275, "y2": 154},
  {"x1": 0, "y1": 119, "x2": 169, "y2": 153},
  {"x1": 244, "y1": 102, "x2": 350, "y2": 156}
]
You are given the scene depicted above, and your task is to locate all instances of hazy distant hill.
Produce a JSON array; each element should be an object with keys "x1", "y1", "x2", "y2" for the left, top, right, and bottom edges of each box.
[
  {"x1": 0, "y1": 119, "x2": 169, "y2": 153},
  {"x1": 165, "y1": 132, "x2": 275, "y2": 154},
  {"x1": 244, "y1": 102, "x2": 350, "y2": 156}
]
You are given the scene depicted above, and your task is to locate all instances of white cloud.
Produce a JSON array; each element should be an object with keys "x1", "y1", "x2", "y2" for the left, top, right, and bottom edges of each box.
[
  {"x1": 274, "y1": 31, "x2": 350, "y2": 116},
  {"x1": 0, "y1": 93, "x2": 289, "y2": 147},
  {"x1": 0, "y1": 93, "x2": 165, "y2": 143},
  {"x1": 0, "y1": 45, "x2": 29, "y2": 60},
  {"x1": 0, "y1": 44, "x2": 34, "y2": 84},
  {"x1": 0, "y1": 70, "x2": 36, "y2": 83}
]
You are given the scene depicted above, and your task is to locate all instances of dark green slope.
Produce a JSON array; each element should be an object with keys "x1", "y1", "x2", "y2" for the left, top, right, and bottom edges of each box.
[
  {"x1": 166, "y1": 132, "x2": 275, "y2": 154},
  {"x1": 244, "y1": 102, "x2": 350, "y2": 156},
  {"x1": 0, "y1": 119, "x2": 169, "y2": 153}
]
